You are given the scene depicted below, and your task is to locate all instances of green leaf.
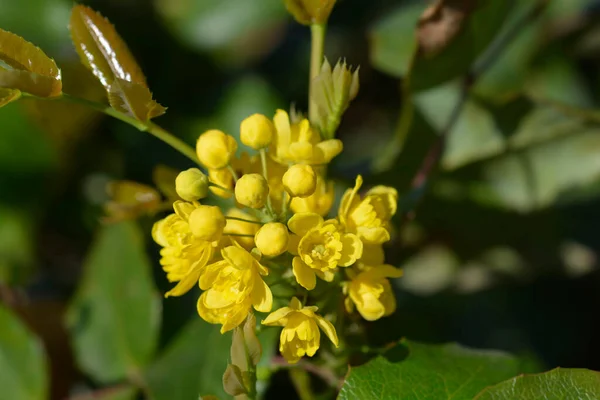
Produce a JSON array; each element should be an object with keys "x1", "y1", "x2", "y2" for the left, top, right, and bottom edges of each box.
[
  {"x1": 0, "y1": 28, "x2": 62, "y2": 97},
  {"x1": 69, "y1": 5, "x2": 164, "y2": 121},
  {"x1": 475, "y1": 368, "x2": 600, "y2": 399},
  {"x1": 66, "y1": 221, "x2": 161, "y2": 383},
  {"x1": 369, "y1": 0, "x2": 513, "y2": 91},
  {"x1": 75, "y1": 385, "x2": 138, "y2": 400},
  {"x1": 144, "y1": 318, "x2": 231, "y2": 400},
  {"x1": 0, "y1": 304, "x2": 48, "y2": 400},
  {"x1": 339, "y1": 340, "x2": 538, "y2": 400}
]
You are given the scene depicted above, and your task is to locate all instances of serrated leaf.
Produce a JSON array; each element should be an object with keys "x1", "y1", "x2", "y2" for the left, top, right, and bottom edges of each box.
[
  {"x1": 66, "y1": 222, "x2": 161, "y2": 383},
  {"x1": 475, "y1": 368, "x2": 600, "y2": 399},
  {"x1": 0, "y1": 28, "x2": 61, "y2": 97},
  {"x1": 144, "y1": 318, "x2": 231, "y2": 400},
  {"x1": 339, "y1": 340, "x2": 538, "y2": 400},
  {"x1": 0, "y1": 304, "x2": 49, "y2": 400},
  {"x1": 69, "y1": 5, "x2": 164, "y2": 121},
  {"x1": 108, "y1": 78, "x2": 165, "y2": 121}
]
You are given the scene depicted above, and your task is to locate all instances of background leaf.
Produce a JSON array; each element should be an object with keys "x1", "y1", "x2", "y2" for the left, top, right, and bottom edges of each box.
[
  {"x1": 338, "y1": 340, "x2": 538, "y2": 400},
  {"x1": 66, "y1": 221, "x2": 161, "y2": 383},
  {"x1": 0, "y1": 304, "x2": 49, "y2": 400},
  {"x1": 475, "y1": 368, "x2": 600, "y2": 399}
]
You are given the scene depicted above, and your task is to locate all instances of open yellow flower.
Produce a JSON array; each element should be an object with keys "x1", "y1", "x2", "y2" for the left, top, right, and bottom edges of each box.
[
  {"x1": 271, "y1": 109, "x2": 342, "y2": 165},
  {"x1": 262, "y1": 297, "x2": 338, "y2": 364},
  {"x1": 338, "y1": 175, "x2": 398, "y2": 244},
  {"x1": 152, "y1": 201, "x2": 215, "y2": 298},
  {"x1": 197, "y1": 245, "x2": 273, "y2": 333},
  {"x1": 344, "y1": 264, "x2": 402, "y2": 321},
  {"x1": 287, "y1": 213, "x2": 362, "y2": 290}
]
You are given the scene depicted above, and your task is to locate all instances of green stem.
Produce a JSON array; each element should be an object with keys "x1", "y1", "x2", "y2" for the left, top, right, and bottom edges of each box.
[
  {"x1": 208, "y1": 182, "x2": 234, "y2": 195},
  {"x1": 240, "y1": 327, "x2": 258, "y2": 400},
  {"x1": 308, "y1": 23, "x2": 326, "y2": 122},
  {"x1": 223, "y1": 233, "x2": 255, "y2": 238},
  {"x1": 260, "y1": 149, "x2": 275, "y2": 217},
  {"x1": 227, "y1": 165, "x2": 239, "y2": 183},
  {"x1": 225, "y1": 216, "x2": 264, "y2": 225},
  {"x1": 33, "y1": 93, "x2": 201, "y2": 165}
]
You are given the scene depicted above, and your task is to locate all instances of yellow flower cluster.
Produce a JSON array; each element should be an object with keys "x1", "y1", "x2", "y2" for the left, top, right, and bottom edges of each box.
[{"x1": 151, "y1": 109, "x2": 401, "y2": 363}]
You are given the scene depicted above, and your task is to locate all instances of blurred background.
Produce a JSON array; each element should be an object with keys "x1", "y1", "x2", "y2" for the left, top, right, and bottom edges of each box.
[{"x1": 3, "y1": 0, "x2": 600, "y2": 399}]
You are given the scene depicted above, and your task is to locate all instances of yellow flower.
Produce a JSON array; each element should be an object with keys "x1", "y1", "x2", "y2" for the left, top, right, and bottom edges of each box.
[
  {"x1": 235, "y1": 173, "x2": 269, "y2": 209},
  {"x1": 262, "y1": 297, "x2": 338, "y2": 364},
  {"x1": 197, "y1": 246, "x2": 273, "y2": 333},
  {"x1": 290, "y1": 176, "x2": 334, "y2": 217},
  {"x1": 196, "y1": 129, "x2": 238, "y2": 169},
  {"x1": 271, "y1": 109, "x2": 343, "y2": 165},
  {"x1": 104, "y1": 180, "x2": 161, "y2": 223},
  {"x1": 255, "y1": 222, "x2": 289, "y2": 257},
  {"x1": 223, "y1": 208, "x2": 259, "y2": 250},
  {"x1": 287, "y1": 213, "x2": 362, "y2": 290},
  {"x1": 189, "y1": 205, "x2": 226, "y2": 242},
  {"x1": 175, "y1": 168, "x2": 209, "y2": 201},
  {"x1": 241, "y1": 113, "x2": 275, "y2": 149},
  {"x1": 338, "y1": 175, "x2": 398, "y2": 244},
  {"x1": 152, "y1": 201, "x2": 215, "y2": 297},
  {"x1": 344, "y1": 264, "x2": 402, "y2": 321},
  {"x1": 283, "y1": 164, "x2": 317, "y2": 198}
]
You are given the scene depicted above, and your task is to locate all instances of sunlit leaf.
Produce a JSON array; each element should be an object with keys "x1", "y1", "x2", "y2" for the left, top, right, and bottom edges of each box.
[
  {"x1": 339, "y1": 340, "x2": 539, "y2": 400},
  {"x1": 475, "y1": 368, "x2": 600, "y2": 399},
  {"x1": 66, "y1": 222, "x2": 161, "y2": 383},
  {"x1": 69, "y1": 5, "x2": 164, "y2": 121},
  {"x1": 0, "y1": 304, "x2": 49, "y2": 400},
  {"x1": 0, "y1": 28, "x2": 62, "y2": 97}
]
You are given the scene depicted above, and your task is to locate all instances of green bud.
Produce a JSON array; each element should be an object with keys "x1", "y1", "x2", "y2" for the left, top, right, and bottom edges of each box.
[
  {"x1": 284, "y1": 0, "x2": 336, "y2": 25},
  {"x1": 311, "y1": 58, "x2": 360, "y2": 139},
  {"x1": 175, "y1": 168, "x2": 209, "y2": 201}
]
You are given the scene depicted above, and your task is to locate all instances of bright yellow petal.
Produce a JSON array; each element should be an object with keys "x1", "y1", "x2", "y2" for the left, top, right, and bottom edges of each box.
[
  {"x1": 289, "y1": 141, "x2": 315, "y2": 163},
  {"x1": 221, "y1": 245, "x2": 253, "y2": 270},
  {"x1": 289, "y1": 296, "x2": 303, "y2": 310},
  {"x1": 314, "y1": 269, "x2": 335, "y2": 282},
  {"x1": 199, "y1": 260, "x2": 228, "y2": 290},
  {"x1": 173, "y1": 200, "x2": 197, "y2": 221},
  {"x1": 315, "y1": 315, "x2": 339, "y2": 347},
  {"x1": 292, "y1": 257, "x2": 316, "y2": 290},
  {"x1": 357, "y1": 226, "x2": 390, "y2": 244},
  {"x1": 220, "y1": 303, "x2": 251, "y2": 333},
  {"x1": 287, "y1": 233, "x2": 300, "y2": 255},
  {"x1": 164, "y1": 248, "x2": 212, "y2": 297},
  {"x1": 366, "y1": 185, "x2": 398, "y2": 217},
  {"x1": 360, "y1": 243, "x2": 385, "y2": 266},
  {"x1": 315, "y1": 139, "x2": 343, "y2": 163},
  {"x1": 252, "y1": 278, "x2": 273, "y2": 313},
  {"x1": 287, "y1": 213, "x2": 323, "y2": 236},
  {"x1": 262, "y1": 307, "x2": 294, "y2": 326},
  {"x1": 273, "y1": 109, "x2": 291, "y2": 150},
  {"x1": 338, "y1": 233, "x2": 363, "y2": 267},
  {"x1": 338, "y1": 175, "x2": 362, "y2": 225},
  {"x1": 371, "y1": 264, "x2": 403, "y2": 279}
]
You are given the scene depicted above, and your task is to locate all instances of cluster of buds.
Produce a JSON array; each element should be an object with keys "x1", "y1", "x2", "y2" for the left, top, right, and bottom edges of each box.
[{"x1": 151, "y1": 108, "x2": 402, "y2": 364}]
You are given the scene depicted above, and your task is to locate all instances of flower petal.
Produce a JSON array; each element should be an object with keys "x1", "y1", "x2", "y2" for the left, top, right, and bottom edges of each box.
[
  {"x1": 252, "y1": 278, "x2": 273, "y2": 313},
  {"x1": 199, "y1": 260, "x2": 227, "y2": 290},
  {"x1": 371, "y1": 264, "x2": 403, "y2": 279},
  {"x1": 315, "y1": 315, "x2": 339, "y2": 347},
  {"x1": 221, "y1": 245, "x2": 253, "y2": 270},
  {"x1": 262, "y1": 307, "x2": 294, "y2": 326},
  {"x1": 314, "y1": 269, "x2": 335, "y2": 282},
  {"x1": 288, "y1": 213, "x2": 323, "y2": 236},
  {"x1": 366, "y1": 185, "x2": 398, "y2": 217},
  {"x1": 293, "y1": 257, "x2": 316, "y2": 290},
  {"x1": 287, "y1": 233, "x2": 300, "y2": 255},
  {"x1": 338, "y1": 233, "x2": 363, "y2": 267},
  {"x1": 360, "y1": 243, "x2": 385, "y2": 266},
  {"x1": 164, "y1": 247, "x2": 213, "y2": 297},
  {"x1": 357, "y1": 226, "x2": 390, "y2": 244},
  {"x1": 338, "y1": 175, "x2": 362, "y2": 226},
  {"x1": 289, "y1": 296, "x2": 303, "y2": 310},
  {"x1": 315, "y1": 139, "x2": 343, "y2": 163},
  {"x1": 173, "y1": 200, "x2": 197, "y2": 221}
]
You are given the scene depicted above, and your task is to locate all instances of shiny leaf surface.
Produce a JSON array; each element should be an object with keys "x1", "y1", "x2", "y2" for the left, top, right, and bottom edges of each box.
[
  {"x1": 0, "y1": 28, "x2": 61, "y2": 97},
  {"x1": 69, "y1": 5, "x2": 164, "y2": 121}
]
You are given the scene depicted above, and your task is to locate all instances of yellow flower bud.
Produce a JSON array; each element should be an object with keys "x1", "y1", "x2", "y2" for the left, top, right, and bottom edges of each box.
[
  {"x1": 235, "y1": 173, "x2": 269, "y2": 209},
  {"x1": 240, "y1": 113, "x2": 275, "y2": 150},
  {"x1": 188, "y1": 205, "x2": 226, "y2": 241},
  {"x1": 283, "y1": 164, "x2": 316, "y2": 198},
  {"x1": 255, "y1": 222, "x2": 289, "y2": 257},
  {"x1": 175, "y1": 168, "x2": 209, "y2": 201},
  {"x1": 196, "y1": 129, "x2": 238, "y2": 169}
]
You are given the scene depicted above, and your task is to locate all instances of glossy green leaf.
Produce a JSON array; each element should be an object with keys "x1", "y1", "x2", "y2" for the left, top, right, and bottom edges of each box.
[
  {"x1": 338, "y1": 340, "x2": 538, "y2": 400},
  {"x1": 369, "y1": 0, "x2": 513, "y2": 91},
  {"x1": 0, "y1": 304, "x2": 49, "y2": 400},
  {"x1": 475, "y1": 368, "x2": 600, "y2": 399},
  {"x1": 144, "y1": 318, "x2": 231, "y2": 400},
  {"x1": 69, "y1": 5, "x2": 164, "y2": 121},
  {"x1": 66, "y1": 221, "x2": 161, "y2": 383},
  {"x1": 0, "y1": 88, "x2": 20, "y2": 108},
  {"x1": 0, "y1": 28, "x2": 61, "y2": 97}
]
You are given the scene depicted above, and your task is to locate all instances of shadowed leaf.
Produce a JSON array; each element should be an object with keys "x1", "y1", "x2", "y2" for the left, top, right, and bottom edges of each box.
[
  {"x1": 0, "y1": 88, "x2": 21, "y2": 108},
  {"x1": 0, "y1": 28, "x2": 61, "y2": 97},
  {"x1": 69, "y1": 5, "x2": 164, "y2": 121}
]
